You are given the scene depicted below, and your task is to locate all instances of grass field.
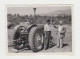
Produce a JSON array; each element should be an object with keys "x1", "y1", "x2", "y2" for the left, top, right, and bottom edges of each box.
[{"x1": 8, "y1": 25, "x2": 72, "y2": 53}]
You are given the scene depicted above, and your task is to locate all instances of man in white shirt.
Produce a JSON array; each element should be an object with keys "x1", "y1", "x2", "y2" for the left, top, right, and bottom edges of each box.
[{"x1": 44, "y1": 19, "x2": 51, "y2": 50}]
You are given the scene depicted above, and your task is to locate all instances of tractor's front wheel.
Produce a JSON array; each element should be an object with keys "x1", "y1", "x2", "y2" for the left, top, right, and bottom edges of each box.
[
  {"x1": 29, "y1": 27, "x2": 44, "y2": 52},
  {"x1": 13, "y1": 26, "x2": 26, "y2": 50}
]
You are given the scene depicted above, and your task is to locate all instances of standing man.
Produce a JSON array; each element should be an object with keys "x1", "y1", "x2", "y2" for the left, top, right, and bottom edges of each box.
[
  {"x1": 44, "y1": 19, "x2": 51, "y2": 50},
  {"x1": 57, "y1": 21, "x2": 66, "y2": 48},
  {"x1": 53, "y1": 20, "x2": 66, "y2": 48}
]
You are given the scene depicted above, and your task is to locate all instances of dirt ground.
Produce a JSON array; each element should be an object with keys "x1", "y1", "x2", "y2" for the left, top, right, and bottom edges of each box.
[{"x1": 8, "y1": 25, "x2": 72, "y2": 53}]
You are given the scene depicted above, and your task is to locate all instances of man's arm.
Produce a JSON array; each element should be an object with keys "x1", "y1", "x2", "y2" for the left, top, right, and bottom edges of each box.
[
  {"x1": 53, "y1": 25, "x2": 58, "y2": 29},
  {"x1": 61, "y1": 26, "x2": 67, "y2": 33},
  {"x1": 64, "y1": 27, "x2": 67, "y2": 33},
  {"x1": 44, "y1": 25, "x2": 47, "y2": 37}
]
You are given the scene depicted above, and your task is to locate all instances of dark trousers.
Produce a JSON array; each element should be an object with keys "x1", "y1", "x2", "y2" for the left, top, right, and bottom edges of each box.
[{"x1": 44, "y1": 31, "x2": 51, "y2": 49}]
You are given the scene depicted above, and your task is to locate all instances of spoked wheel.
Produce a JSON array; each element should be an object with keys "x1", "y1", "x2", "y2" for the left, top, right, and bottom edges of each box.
[
  {"x1": 34, "y1": 30, "x2": 43, "y2": 50},
  {"x1": 29, "y1": 27, "x2": 44, "y2": 52}
]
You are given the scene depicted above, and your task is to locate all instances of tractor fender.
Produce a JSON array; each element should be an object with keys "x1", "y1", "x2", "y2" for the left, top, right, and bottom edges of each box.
[{"x1": 27, "y1": 24, "x2": 37, "y2": 33}]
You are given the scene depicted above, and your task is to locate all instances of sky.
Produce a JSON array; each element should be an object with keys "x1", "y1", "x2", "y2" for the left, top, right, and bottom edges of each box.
[{"x1": 7, "y1": 5, "x2": 71, "y2": 15}]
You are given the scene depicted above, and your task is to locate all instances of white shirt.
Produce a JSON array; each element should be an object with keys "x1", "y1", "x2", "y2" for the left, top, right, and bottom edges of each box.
[
  {"x1": 58, "y1": 25, "x2": 66, "y2": 33},
  {"x1": 44, "y1": 24, "x2": 51, "y2": 31},
  {"x1": 58, "y1": 25, "x2": 63, "y2": 32}
]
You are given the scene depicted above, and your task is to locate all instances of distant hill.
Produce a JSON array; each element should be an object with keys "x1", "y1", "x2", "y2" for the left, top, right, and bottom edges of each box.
[{"x1": 40, "y1": 9, "x2": 71, "y2": 16}]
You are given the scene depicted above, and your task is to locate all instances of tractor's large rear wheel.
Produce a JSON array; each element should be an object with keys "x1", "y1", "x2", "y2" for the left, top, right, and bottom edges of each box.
[{"x1": 29, "y1": 27, "x2": 44, "y2": 52}]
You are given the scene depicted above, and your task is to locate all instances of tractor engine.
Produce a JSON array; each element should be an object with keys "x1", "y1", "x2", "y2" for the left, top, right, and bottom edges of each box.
[{"x1": 13, "y1": 22, "x2": 30, "y2": 50}]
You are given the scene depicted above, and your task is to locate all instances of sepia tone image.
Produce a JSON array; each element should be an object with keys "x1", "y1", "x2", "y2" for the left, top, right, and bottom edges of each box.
[{"x1": 7, "y1": 5, "x2": 72, "y2": 53}]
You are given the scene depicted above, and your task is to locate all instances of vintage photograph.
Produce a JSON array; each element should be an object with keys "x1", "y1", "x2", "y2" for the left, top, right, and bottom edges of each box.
[{"x1": 7, "y1": 5, "x2": 72, "y2": 53}]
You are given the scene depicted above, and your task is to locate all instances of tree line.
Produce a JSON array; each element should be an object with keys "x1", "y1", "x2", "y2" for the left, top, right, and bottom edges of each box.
[{"x1": 7, "y1": 14, "x2": 72, "y2": 26}]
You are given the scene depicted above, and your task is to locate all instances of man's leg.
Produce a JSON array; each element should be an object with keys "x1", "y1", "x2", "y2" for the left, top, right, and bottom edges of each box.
[
  {"x1": 46, "y1": 32, "x2": 50, "y2": 49},
  {"x1": 60, "y1": 34, "x2": 65, "y2": 48},
  {"x1": 46, "y1": 38, "x2": 49, "y2": 49},
  {"x1": 44, "y1": 32, "x2": 48, "y2": 50},
  {"x1": 44, "y1": 31, "x2": 51, "y2": 50},
  {"x1": 44, "y1": 38, "x2": 48, "y2": 49},
  {"x1": 57, "y1": 32, "x2": 60, "y2": 48},
  {"x1": 60, "y1": 39, "x2": 63, "y2": 48},
  {"x1": 48, "y1": 31, "x2": 51, "y2": 48}
]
